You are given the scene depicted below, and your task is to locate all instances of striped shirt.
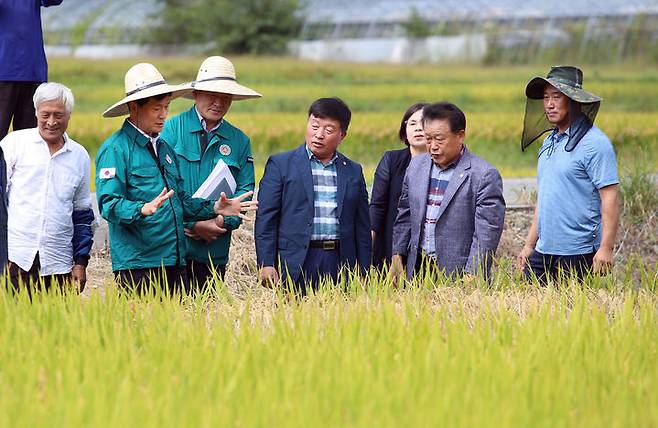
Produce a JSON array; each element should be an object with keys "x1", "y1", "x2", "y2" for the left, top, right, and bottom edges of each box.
[
  {"x1": 306, "y1": 145, "x2": 339, "y2": 240},
  {"x1": 420, "y1": 150, "x2": 464, "y2": 256}
]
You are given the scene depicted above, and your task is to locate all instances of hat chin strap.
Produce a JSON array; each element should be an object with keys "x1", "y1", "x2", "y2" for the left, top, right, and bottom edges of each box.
[{"x1": 126, "y1": 80, "x2": 166, "y2": 96}]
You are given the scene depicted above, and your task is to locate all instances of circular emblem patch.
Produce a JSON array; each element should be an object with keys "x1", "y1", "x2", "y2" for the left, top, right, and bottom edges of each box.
[{"x1": 219, "y1": 144, "x2": 231, "y2": 156}]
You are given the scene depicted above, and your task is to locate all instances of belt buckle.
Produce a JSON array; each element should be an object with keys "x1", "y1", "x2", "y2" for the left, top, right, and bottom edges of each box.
[{"x1": 322, "y1": 240, "x2": 336, "y2": 250}]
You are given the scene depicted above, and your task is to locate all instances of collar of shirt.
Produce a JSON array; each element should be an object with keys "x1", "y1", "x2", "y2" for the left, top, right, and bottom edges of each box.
[
  {"x1": 305, "y1": 144, "x2": 338, "y2": 166},
  {"x1": 127, "y1": 119, "x2": 159, "y2": 147},
  {"x1": 33, "y1": 129, "x2": 72, "y2": 156},
  {"x1": 549, "y1": 127, "x2": 570, "y2": 143},
  {"x1": 194, "y1": 106, "x2": 223, "y2": 133}
]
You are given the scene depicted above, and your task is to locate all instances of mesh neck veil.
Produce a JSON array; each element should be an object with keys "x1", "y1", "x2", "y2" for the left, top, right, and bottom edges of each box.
[{"x1": 521, "y1": 99, "x2": 600, "y2": 152}]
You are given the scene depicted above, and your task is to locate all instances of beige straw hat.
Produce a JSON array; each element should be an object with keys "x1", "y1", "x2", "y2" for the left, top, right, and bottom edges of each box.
[
  {"x1": 103, "y1": 63, "x2": 192, "y2": 118},
  {"x1": 183, "y1": 56, "x2": 262, "y2": 100}
]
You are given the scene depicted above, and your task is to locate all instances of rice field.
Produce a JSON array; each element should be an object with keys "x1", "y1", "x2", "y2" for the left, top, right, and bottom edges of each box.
[
  {"x1": 1, "y1": 57, "x2": 656, "y2": 427},
  {"x1": 49, "y1": 57, "x2": 658, "y2": 182},
  {"x1": 1, "y1": 269, "x2": 657, "y2": 427}
]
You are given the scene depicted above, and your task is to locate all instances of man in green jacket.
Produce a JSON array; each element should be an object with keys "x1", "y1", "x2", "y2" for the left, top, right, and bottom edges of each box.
[
  {"x1": 96, "y1": 63, "x2": 256, "y2": 294},
  {"x1": 162, "y1": 56, "x2": 261, "y2": 289}
]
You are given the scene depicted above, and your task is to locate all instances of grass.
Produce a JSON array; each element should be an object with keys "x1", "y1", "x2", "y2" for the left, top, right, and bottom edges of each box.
[
  {"x1": 48, "y1": 57, "x2": 658, "y2": 184},
  {"x1": 0, "y1": 268, "x2": 656, "y2": 427}
]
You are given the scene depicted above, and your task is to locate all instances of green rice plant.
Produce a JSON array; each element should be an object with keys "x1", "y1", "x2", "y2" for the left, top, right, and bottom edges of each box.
[
  {"x1": 0, "y1": 264, "x2": 656, "y2": 427},
  {"x1": 620, "y1": 167, "x2": 658, "y2": 225}
]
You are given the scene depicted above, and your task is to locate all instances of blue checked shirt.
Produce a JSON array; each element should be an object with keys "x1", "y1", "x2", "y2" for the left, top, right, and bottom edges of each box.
[
  {"x1": 420, "y1": 148, "x2": 464, "y2": 256},
  {"x1": 306, "y1": 145, "x2": 340, "y2": 240}
]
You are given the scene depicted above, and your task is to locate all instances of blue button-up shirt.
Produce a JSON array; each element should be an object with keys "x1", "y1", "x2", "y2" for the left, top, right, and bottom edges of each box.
[{"x1": 306, "y1": 145, "x2": 339, "y2": 240}]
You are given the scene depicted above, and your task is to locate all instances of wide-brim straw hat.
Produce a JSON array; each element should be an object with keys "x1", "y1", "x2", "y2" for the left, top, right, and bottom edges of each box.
[
  {"x1": 521, "y1": 65, "x2": 601, "y2": 151},
  {"x1": 182, "y1": 56, "x2": 262, "y2": 100},
  {"x1": 103, "y1": 63, "x2": 192, "y2": 118}
]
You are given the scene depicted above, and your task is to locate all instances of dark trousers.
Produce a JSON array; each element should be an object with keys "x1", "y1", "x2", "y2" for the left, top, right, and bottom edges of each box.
[
  {"x1": 8, "y1": 253, "x2": 71, "y2": 293},
  {"x1": 186, "y1": 260, "x2": 226, "y2": 292},
  {"x1": 413, "y1": 251, "x2": 459, "y2": 280},
  {"x1": 296, "y1": 247, "x2": 339, "y2": 295},
  {"x1": 0, "y1": 82, "x2": 39, "y2": 140},
  {"x1": 114, "y1": 265, "x2": 189, "y2": 295},
  {"x1": 524, "y1": 250, "x2": 595, "y2": 284}
]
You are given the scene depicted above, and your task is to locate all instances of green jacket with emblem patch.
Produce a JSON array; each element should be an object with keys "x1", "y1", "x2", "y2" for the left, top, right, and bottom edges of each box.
[
  {"x1": 161, "y1": 106, "x2": 255, "y2": 266},
  {"x1": 96, "y1": 120, "x2": 217, "y2": 272}
]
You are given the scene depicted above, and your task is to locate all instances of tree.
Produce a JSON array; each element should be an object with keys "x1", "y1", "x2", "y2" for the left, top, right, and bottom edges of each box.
[
  {"x1": 150, "y1": 0, "x2": 303, "y2": 55},
  {"x1": 401, "y1": 8, "x2": 432, "y2": 39}
]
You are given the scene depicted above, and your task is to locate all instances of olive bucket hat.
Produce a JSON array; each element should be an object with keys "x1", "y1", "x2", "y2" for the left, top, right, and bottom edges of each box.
[{"x1": 521, "y1": 65, "x2": 602, "y2": 151}]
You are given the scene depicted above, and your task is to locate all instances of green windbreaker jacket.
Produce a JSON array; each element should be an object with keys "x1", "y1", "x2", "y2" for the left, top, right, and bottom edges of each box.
[
  {"x1": 96, "y1": 120, "x2": 216, "y2": 271},
  {"x1": 162, "y1": 106, "x2": 255, "y2": 266}
]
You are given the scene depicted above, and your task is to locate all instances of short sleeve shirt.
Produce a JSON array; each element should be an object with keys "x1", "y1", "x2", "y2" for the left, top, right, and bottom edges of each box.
[{"x1": 536, "y1": 125, "x2": 619, "y2": 255}]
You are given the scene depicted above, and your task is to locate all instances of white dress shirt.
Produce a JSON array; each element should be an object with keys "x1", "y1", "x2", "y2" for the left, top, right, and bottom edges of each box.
[
  {"x1": 1, "y1": 128, "x2": 92, "y2": 275},
  {"x1": 194, "y1": 106, "x2": 222, "y2": 133},
  {"x1": 127, "y1": 119, "x2": 160, "y2": 154}
]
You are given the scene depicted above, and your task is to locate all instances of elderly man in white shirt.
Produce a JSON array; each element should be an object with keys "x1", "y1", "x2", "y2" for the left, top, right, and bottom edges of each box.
[{"x1": 0, "y1": 82, "x2": 94, "y2": 292}]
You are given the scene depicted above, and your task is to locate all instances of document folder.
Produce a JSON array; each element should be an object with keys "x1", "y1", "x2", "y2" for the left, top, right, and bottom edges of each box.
[{"x1": 192, "y1": 159, "x2": 236, "y2": 199}]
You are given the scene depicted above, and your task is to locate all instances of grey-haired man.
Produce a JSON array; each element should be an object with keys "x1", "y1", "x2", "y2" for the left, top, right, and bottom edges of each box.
[{"x1": 0, "y1": 82, "x2": 94, "y2": 291}]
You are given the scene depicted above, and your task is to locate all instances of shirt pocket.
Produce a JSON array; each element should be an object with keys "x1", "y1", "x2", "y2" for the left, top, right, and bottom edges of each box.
[
  {"x1": 129, "y1": 166, "x2": 163, "y2": 201},
  {"x1": 53, "y1": 172, "x2": 82, "y2": 203}
]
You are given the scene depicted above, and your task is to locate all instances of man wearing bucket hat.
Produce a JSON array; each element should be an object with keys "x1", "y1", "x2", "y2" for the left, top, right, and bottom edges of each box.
[
  {"x1": 161, "y1": 56, "x2": 261, "y2": 289},
  {"x1": 517, "y1": 66, "x2": 620, "y2": 282},
  {"x1": 95, "y1": 63, "x2": 257, "y2": 293}
]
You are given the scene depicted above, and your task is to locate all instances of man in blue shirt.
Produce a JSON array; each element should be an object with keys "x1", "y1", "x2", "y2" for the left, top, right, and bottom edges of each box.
[
  {"x1": 0, "y1": 0, "x2": 62, "y2": 140},
  {"x1": 517, "y1": 66, "x2": 620, "y2": 282}
]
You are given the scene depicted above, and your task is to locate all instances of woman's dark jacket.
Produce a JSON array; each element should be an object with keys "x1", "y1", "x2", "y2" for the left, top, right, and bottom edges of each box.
[{"x1": 369, "y1": 148, "x2": 412, "y2": 267}]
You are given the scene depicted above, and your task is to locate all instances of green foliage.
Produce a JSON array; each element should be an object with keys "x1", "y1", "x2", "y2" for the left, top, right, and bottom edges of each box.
[
  {"x1": 620, "y1": 167, "x2": 658, "y2": 224},
  {"x1": 0, "y1": 268, "x2": 657, "y2": 427},
  {"x1": 150, "y1": 0, "x2": 302, "y2": 54},
  {"x1": 401, "y1": 8, "x2": 432, "y2": 38}
]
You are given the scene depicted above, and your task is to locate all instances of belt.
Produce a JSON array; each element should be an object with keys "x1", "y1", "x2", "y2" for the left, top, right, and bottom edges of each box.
[{"x1": 309, "y1": 240, "x2": 340, "y2": 250}]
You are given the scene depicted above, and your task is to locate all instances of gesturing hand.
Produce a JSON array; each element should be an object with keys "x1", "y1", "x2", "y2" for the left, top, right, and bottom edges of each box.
[
  {"x1": 214, "y1": 191, "x2": 258, "y2": 220},
  {"x1": 141, "y1": 187, "x2": 174, "y2": 216}
]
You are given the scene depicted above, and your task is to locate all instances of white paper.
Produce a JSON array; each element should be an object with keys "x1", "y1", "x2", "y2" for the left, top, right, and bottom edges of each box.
[{"x1": 192, "y1": 159, "x2": 236, "y2": 199}]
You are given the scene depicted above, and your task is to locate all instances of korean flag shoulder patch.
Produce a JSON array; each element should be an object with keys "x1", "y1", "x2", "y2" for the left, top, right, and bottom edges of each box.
[{"x1": 99, "y1": 167, "x2": 116, "y2": 179}]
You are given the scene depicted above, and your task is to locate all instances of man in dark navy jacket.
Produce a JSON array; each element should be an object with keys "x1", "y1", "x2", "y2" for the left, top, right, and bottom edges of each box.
[
  {"x1": 255, "y1": 98, "x2": 371, "y2": 294},
  {"x1": 0, "y1": 0, "x2": 63, "y2": 139}
]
